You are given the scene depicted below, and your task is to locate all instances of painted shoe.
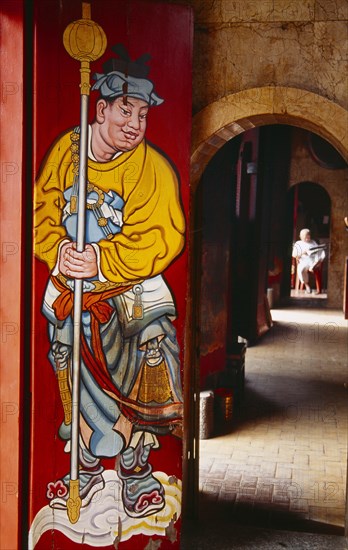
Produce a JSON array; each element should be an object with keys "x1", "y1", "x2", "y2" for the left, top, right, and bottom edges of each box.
[
  {"x1": 47, "y1": 463, "x2": 104, "y2": 510},
  {"x1": 118, "y1": 442, "x2": 165, "y2": 518}
]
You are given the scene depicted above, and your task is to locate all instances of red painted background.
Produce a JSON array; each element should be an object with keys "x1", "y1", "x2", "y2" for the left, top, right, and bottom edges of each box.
[{"x1": 29, "y1": 1, "x2": 192, "y2": 548}]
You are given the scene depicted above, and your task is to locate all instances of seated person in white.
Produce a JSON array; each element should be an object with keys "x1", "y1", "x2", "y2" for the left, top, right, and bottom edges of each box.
[{"x1": 292, "y1": 228, "x2": 326, "y2": 294}]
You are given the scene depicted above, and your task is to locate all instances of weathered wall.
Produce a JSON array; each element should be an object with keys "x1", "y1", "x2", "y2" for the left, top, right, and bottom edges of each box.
[
  {"x1": 185, "y1": 0, "x2": 348, "y2": 114},
  {"x1": 166, "y1": 0, "x2": 348, "y2": 159},
  {"x1": 174, "y1": 0, "x2": 348, "y2": 310}
]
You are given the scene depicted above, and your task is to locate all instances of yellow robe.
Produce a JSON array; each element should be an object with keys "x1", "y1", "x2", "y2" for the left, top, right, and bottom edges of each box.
[{"x1": 34, "y1": 129, "x2": 185, "y2": 283}]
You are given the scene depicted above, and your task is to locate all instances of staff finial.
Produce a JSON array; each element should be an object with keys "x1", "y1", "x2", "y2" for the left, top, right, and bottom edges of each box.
[{"x1": 63, "y1": 2, "x2": 107, "y2": 95}]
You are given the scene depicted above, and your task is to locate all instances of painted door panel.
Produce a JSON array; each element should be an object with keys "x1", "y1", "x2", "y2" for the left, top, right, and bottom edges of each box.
[{"x1": 29, "y1": 1, "x2": 192, "y2": 548}]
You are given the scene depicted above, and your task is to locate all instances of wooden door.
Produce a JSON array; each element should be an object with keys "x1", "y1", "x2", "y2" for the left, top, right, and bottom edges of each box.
[{"x1": 28, "y1": 1, "x2": 192, "y2": 548}]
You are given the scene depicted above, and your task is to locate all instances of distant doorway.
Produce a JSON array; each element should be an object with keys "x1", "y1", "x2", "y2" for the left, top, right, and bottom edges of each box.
[{"x1": 288, "y1": 182, "x2": 331, "y2": 299}]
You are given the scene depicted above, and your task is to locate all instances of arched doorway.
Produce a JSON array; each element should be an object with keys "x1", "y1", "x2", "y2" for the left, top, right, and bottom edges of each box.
[
  {"x1": 184, "y1": 87, "x2": 348, "y2": 535},
  {"x1": 191, "y1": 87, "x2": 348, "y2": 188}
]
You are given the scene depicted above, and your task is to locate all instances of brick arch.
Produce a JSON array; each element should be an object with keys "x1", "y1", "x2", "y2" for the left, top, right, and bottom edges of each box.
[{"x1": 191, "y1": 86, "x2": 348, "y2": 190}]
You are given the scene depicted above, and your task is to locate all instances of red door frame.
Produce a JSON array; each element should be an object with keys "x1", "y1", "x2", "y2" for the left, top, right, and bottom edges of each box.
[{"x1": 0, "y1": 2, "x2": 26, "y2": 548}]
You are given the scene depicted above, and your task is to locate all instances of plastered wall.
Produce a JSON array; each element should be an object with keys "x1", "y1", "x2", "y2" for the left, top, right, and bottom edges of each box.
[
  {"x1": 168, "y1": 0, "x2": 348, "y2": 308},
  {"x1": 183, "y1": 0, "x2": 348, "y2": 115}
]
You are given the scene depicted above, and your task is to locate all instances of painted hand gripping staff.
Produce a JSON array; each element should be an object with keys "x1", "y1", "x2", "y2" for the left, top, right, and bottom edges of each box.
[{"x1": 30, "y1": 5, "x2": 185, "y2": 547}]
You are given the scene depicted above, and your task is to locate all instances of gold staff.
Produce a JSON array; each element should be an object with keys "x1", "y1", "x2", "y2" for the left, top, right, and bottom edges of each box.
[{"x1": 62, "y1": 2, "x2": 107, "y2": 524}]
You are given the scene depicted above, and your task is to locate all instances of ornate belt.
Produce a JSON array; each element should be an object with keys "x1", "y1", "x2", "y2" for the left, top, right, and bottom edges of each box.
[{"x1": 55, "y1": 272, "x2": 141, "y2": 294}]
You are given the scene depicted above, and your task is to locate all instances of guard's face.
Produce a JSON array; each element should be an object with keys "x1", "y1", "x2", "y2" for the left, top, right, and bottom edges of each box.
[{"x1": 98, "y1": 97, "x2": 148, "y2": 152}]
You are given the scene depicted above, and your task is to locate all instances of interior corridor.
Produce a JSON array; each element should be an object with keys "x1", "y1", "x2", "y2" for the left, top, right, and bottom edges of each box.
[{"x1": 198, "y1": 305, "x2": 348, "y2": 536}]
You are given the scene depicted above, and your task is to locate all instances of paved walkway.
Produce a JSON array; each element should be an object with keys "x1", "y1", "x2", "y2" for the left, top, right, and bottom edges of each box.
[{"x1": 198, "y1": 305, "x2": 348, "y2": 536}]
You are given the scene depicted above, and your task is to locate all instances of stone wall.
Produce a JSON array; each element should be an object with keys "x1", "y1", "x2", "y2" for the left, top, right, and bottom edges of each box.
[
  {"x1": 168, "y1": 0, "x2": 348, "y2": 115},
  {"x1": 166, "y1": 0, "x2": 348, "y2": 307}
]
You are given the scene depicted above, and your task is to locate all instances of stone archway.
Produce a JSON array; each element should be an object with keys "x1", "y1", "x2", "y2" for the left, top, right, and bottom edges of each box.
[
  {"x1": 186, "y1": 86, "x2": 348, "y2": 532},
  {"x1": 191, "y1": 86, "x2": 348, "y2": 190}
]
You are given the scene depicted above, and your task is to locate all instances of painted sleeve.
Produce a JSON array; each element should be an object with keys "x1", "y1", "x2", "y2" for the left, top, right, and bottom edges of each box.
[
  {"x1": 33, "y1": 132, "x2": 71, "y2": 271},
  {"x1": 98, "y1": 148, "x2": 185, "y2": 283}
]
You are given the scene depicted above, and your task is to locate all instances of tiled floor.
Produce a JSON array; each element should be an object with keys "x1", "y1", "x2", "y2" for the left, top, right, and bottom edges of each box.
[
  {"x1": 199, "y1": 304, "x2": 348, "y2": 535},
  {"x1": 290, "y1": 288, "x2": 327, "y2": 300}
]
